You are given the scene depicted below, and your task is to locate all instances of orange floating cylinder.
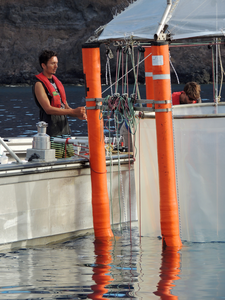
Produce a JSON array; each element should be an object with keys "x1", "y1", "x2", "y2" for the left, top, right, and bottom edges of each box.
[
  {"x1": 82, "y1": 43, "x2": 113, "y2": 238},
  {"x1": 151, "y1": 41, "x2": 182, "y2": 249},
  {"x1": 144, "y1": 46, "x2": 154, "y2": 107}
]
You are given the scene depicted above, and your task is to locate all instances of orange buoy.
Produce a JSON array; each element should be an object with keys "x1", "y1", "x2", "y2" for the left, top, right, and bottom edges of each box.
[
  {"x1": 151, "y1": 41, "x2": 182, "y2": 249},
  {"x1": 82, "y1": 43, "x2": 113, "y2": 238},
  {"x1": 144, "y1": 46, "x2": 154, "y2": 107}
]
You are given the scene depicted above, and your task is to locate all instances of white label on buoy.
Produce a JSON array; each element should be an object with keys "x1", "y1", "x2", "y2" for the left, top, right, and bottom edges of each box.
[{"x1": 152, "y1": 55, "x2": 163, "y2": 66}]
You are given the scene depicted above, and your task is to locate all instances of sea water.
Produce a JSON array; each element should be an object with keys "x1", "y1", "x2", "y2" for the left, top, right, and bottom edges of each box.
[
  {"x1": 0, "y1": 226, "x2": 225, "y2": 299},
  {"x1": 0, "y1": 84, "x2": 223, "y2": 138},
  {"x1": 0, "y1": 85, "x2": 225, "y2": 299}
]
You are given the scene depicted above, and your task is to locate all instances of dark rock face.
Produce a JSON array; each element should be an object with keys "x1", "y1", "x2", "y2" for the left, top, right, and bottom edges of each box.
[
  {"x1": 0, "y1": 0, "x2": 224, "y2": 86},
  {"x1": 169, "y1": 42, "x2": 222, "y2": 84},
  {"x1": 0, "y1": 0, "x2": 128, "y2": 85}
]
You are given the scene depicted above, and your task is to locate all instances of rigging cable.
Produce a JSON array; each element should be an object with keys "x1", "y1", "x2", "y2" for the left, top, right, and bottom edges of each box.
[
  {"x1": 102, "y1": 50, "x2": 152, "y2": 95},
  {"x1": 115, "y1": 46, "x2": 122, "y2": 94},
  {"x1": 105, "y1": 47, "x2": 114, "y2": 96},
  {"x1": 109, "y1": 118, "x2": 114, "y2": 233},
  {"x1": 211, "y1": 44, "x2": 216, "y2": 102},
  {"x1": 101, "y1": 42, "x2": 147, "y2": 234},
  {"x1": 218, "y1": 42, "x2": 225, "y2": 101},
  {"x1": 138, "y1": 119, "x2": 141, "y2": 240},
  {"x1": 169, "y1": 51, "x2": 180, "y2": 84},
  {"x1": 115, "y1": 122, "x2": 123, "y2": 233},
  {"x1": 216, "y1": 38, "x2": 219, "y2": 105}
]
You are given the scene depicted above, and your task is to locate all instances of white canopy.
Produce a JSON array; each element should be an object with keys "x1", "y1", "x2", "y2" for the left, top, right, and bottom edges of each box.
[{"x1": 98, "y1": 0, "x2": 225, "y2": 41}]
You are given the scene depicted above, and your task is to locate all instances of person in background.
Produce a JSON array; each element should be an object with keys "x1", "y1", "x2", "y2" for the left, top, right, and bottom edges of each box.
[
  {"x1": 172, "y1": 82, "x2": 202, "y2": 105},
  {"x1": 33, "y1": 50, "x2": 87, "y2": 158}
]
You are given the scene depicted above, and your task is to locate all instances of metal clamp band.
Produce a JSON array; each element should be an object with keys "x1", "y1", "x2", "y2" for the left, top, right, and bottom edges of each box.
[
  {"x1": 134, "y1": 107, "x2": 154, "y2": 112},
  {"x1": 86, "y1": 105, "x2": 102, "y2": 110},
  {"x1": 155, "y1": 108, "x2": 172, "y2": 112},
  {"x1": 154, "y1": 100, "x2": 172, "y2": 104},
  {"x1": 86, "y1": 98, "x2": 103, "y2": 102},
  {"x1": 135, "y1": 99, "x2": 154, "y2": 104}
]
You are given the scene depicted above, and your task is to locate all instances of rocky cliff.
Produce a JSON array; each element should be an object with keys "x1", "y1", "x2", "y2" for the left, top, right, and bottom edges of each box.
[{"x1": 0, "y1": 0, "x2": 224, "y2": 86}]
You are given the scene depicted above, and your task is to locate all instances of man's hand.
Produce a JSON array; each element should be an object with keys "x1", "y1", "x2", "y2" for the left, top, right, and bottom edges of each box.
[{"x1": 70, "y1": 107, "x2": 87, "y2": 120}]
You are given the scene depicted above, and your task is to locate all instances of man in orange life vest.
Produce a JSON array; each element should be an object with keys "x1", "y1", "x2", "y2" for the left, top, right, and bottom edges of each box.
[
  {"x1": 172, "y1": 82, "x2": 201, "y2": 105},
  {"x1": 33, "y1": 50, "x2": 87, "y2": 158}
]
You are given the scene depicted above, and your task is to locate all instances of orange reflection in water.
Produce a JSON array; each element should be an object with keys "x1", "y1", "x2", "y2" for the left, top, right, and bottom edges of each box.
[
  {"x1": 88, "y1": 237, "x2": 113, "y2": 300},
  {"x1": 154, "y1": 247, "x2": 181, "y2": 299}
]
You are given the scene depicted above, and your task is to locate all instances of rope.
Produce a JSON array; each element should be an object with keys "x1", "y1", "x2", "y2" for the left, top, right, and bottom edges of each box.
[
  {"x1": 124, "y1": 48, "x2": 129, "y2": 95},
  {"x1": 105, "y1": 48, "x2": 113, "y2": 96},
  {"x1": 135, "y1": 51, "x2": 141, "y2": 99},
  {"x1": 122, "y1": 50, "x2": 124, "y2": 94},
  {"x1": 131, "y1": 45, "x2": 141, "y2": 100},
  {"x1": 218, "y1": 43, "x2": 224, "y2": 101},
  {"x1": 73, "y1": 150, "x2": 107, "y2": 175},
  {"x1": 138, "y1": 120, "x2": 141, "y2": 240},
  {"x1": 170, "y1": 41, "x2": 225, "y2": 48},
  {"x1": 216, "y1": 38, "x2": 219, "y2": 104},
  {"x1": 101, "y1": 43, "x2": 145, "y2": 234},
  {"x1": 102, "y1": 51, "x2": 152, "y2": 95},
  {"x1": 73, "y1": 152, "x2": 89, "y2": 160},
  {"x1": 64, "y1": 137, "x2": 71, "y2": 158},
  {"x1": 115, "y1": 46, "x2": 122, "y2": 94},
  {"x1": 72, "y1": 144, "x2": 89, "y2": 150},
  {"x1": 169, "y1": 51, "x2": 180, "y2": 84},
  {"x1": 211, "y1": 45, "x2": 216, "y2": 102},
  {"x1": 116, "y1": 122, "x2": 123, "y2": 233},
  {"x1": 100, "y1": 93, "x2": 138, "y2": 148},
  {"x1": 109, "y1": 136, "x2": 114, "y2": 232},
  {"x1": 120, "y1": 165, "x2": 127, "y2": 230}
]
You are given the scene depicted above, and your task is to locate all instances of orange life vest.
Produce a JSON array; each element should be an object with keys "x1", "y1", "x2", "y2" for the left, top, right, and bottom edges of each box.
[
  {"x1": 35, "y1": 73, "x2": 66, "y2": 108},
  {"x1": 172, "y1": 91, "x2": 182, "y2": 105},
  {"x1": 172, "y1": 91, "x2": 197, "y2": 105}
]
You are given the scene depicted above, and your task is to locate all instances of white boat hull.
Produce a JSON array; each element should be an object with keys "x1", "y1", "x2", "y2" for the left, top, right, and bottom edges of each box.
[{"x1": 0, "y1": 155, "x2": 137, "y2": 250}]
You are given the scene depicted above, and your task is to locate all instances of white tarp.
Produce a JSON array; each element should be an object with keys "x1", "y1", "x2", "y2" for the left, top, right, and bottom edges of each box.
[
  {"x1": 99, "y1": 0, "x2": 225, "y2": 41},
  {"x1": 134, "y1": 103, "x2": 225, "y2": 242},
  {"x1": 168, "y1": 0, "x2": 225, "y2": 40},
  {"x1": 99, "y1": 0, "x2": 167, "y2": 41}
]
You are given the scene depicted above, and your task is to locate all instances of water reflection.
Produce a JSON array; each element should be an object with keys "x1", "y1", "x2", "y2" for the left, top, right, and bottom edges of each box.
[
  {"x1": 87, "y1": 232, "x2": 181, "y2": 299},
  {"x1": 0, "y1": 231, "x2": 224, "y2": 299},
  {"x1": 154, "y1": 247, "x2": 180, "y2": 299},
  {"x1": 88, "y1": 238, "x2": 113, "y2": 300}
]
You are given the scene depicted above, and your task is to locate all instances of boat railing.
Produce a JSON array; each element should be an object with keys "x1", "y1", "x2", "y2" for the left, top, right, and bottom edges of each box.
[
  {"x1": 0, "y1": 137, "x2": 23, "y2": 163},
  {"x1": 137, "y1": 102, "x2": 225, "y2": 119}
]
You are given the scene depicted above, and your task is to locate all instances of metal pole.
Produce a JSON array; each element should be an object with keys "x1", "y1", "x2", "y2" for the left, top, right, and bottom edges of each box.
[{"x1": 0, "y1": 137, "x2": 23, "y2": 163}]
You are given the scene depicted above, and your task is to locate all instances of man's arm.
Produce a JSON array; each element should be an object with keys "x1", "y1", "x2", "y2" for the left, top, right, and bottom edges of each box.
[{"x1": 34, "y1": 82, "x2": 87, "y2": 120}]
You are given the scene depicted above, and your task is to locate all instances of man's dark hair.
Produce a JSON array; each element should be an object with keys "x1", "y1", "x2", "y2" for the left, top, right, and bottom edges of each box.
[
  {"x1": 184, "y1": 82, "x2": 201, "y2": 102},
  {"x1": 39, "y1": 50, "x2": 58, "y2": 69}
]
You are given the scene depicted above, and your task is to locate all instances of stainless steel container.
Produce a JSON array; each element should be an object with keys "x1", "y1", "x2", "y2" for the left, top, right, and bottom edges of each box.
[{"x1": 32, "y1": 122, "x2": 50, "y2": 150}]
